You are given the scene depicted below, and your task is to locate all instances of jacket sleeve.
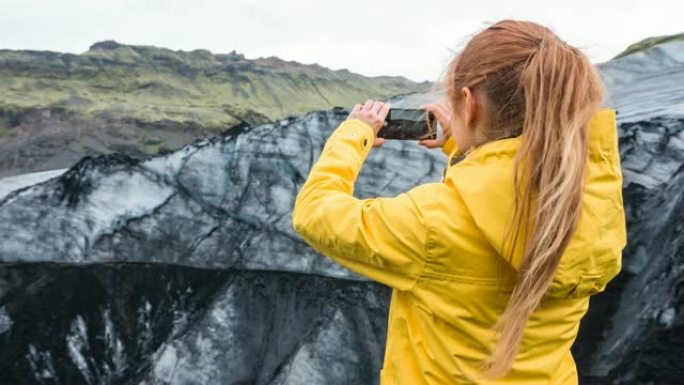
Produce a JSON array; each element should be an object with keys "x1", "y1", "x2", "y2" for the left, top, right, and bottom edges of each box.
[
  {"x1": 442, "y1": 135, "x2": 456, "y2": 157},
  {"x1": 440, "y1": 135, "x2": 462, "y2": 181},
  {"x1": 291, "y1": 118, "x2": 431, "y2": 291},
  {"x1": 442, "y1": 135, "x2": 463, "y2": 162}
]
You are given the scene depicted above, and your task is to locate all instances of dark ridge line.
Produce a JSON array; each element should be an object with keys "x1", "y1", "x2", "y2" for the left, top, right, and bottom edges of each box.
[{"x1": 0, "y1": 261, "x2": 378, "y2": 284}]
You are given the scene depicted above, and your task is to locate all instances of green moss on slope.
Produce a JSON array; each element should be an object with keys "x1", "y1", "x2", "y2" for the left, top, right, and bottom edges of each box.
[
  {"x1": 612, "y1": 32, "x2": 684, "y2": 60},
  {"x1": 0, "y1": 40, "x2": 430, "y2": 133}
]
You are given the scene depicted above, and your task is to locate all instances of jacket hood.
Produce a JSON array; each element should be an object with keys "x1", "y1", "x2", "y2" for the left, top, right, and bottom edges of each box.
[{"x1": 443, "y1": 108, "x2": 627, "y2": 298}]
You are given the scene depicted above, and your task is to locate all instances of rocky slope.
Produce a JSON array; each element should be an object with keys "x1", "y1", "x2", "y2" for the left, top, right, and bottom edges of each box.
[
  {"x1": 1, "y1": 38, "x2": 683, "y2": 384},
  {"x1": 0, "y1": 107, "x2": 445, "y2": 384},
  {"x1": 0, "y1": 40, "x2": 429, "y2": 178},
  {"x1": 612, "y1": 31, "x2": 684, "y2": 60},
  {"x1": 571, "y1": 39, "x2": 684, "y2": 384}
]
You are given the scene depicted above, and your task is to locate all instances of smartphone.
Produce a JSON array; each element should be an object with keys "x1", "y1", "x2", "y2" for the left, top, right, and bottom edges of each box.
[{"x1": 377, "y1": 108, "x2": 438, "y2": 140}]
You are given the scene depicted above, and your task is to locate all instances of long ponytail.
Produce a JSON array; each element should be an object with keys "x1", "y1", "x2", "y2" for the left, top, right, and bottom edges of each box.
[{"x1": 443, "y1": 20, "x2": 605, "y2": 378}]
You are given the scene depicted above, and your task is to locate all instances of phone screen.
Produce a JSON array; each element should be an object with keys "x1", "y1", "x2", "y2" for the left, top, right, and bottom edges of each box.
[{"x1": 377, "y1": 108, "x2": 437, "y2": 140}]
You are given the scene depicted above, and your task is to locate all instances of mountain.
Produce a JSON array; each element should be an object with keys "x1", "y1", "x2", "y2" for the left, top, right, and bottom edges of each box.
[
  {"x1": 1, "y1": 37, "x2": 683, "y2": 384},
  {"x1": 0, "y1": 40, "x2": 430, "y2": 177},
  {"x1": 612, "y1": 31, "x2": 684, "y2": 60}
]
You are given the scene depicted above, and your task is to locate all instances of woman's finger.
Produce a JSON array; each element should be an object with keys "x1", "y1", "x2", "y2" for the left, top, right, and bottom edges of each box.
[
  {"x1": 363, "y1": 99, "x2": 374, "y2": 110},
  {"x1": 435, "y1": 102, "x2": 451, "y2": 119},
  {"x1": 431, "y1": 102, "x2": 448, "y2": 120},
  {"x1": 370, "y1": 101, "x2": 383, "y2": 115},
  {"x1": 376, "y1": 102, "x2": 390, "y2": 120},
  {"x1": 370, "y1": 101, "x2": 382, "y2": 114},
  {"x1": 418, "y1": 137, "x2": 447, "y2": 149},
  {"x1": 421, "y1": 103, "x2": 450, "y2": 133},
  {"x1": 420, "y1": 103, "x2": 435, "y2": 113},
  {"x1": 422, "y1": 103, "x2": 445, "y2": 120}
]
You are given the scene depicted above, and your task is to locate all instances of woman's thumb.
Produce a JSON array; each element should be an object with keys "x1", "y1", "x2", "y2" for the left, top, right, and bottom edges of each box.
[{"x1": 418, "y1": 139, "x2": 440, "y2": 148}]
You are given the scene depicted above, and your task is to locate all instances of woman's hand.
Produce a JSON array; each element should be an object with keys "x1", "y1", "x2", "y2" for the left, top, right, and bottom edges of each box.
[
  {"x1": 418, "y1": 101, "x2": 452, "y2": 149},
  {"x1": 347, "y1": 99, "x2": 389, "y2": 148}
]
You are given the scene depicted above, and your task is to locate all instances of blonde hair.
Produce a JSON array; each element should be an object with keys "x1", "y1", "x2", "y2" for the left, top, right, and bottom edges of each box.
[{"x1": 441, "y1": 19, "x2": 604, "y2": 378}]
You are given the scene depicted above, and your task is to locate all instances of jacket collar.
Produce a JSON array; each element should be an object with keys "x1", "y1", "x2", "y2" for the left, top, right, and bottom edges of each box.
[{"x1": 446, "y1": 108, "x2": 619, "y2": 168}]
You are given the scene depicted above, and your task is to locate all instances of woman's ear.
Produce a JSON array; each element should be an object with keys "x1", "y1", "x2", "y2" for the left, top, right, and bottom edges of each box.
[{"x1": 461, "y1": 86, "x2": 478, "y2": 132}]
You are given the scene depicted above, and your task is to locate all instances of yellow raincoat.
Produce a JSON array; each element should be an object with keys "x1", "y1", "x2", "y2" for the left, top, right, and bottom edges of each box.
[{"x1": 291, "y1": 108, "x2": 626, "y2": 384}]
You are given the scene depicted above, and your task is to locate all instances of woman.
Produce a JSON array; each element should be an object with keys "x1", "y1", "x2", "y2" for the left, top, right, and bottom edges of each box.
[{"x1": 292, "y1": 19, "x2": 626, "y2": 384}]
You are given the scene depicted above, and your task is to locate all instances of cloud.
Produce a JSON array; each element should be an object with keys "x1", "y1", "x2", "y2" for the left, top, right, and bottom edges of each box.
[{"x1": 0, "y1": 0, "x2": 681, "y2": 82}]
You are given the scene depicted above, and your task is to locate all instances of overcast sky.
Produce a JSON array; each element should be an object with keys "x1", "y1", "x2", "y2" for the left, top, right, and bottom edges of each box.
[{"x1": 1, "y1": 0, "x2": 681, "y2": 82}]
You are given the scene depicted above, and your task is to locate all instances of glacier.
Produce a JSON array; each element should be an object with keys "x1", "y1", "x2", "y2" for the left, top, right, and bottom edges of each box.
[{"x1": 1, "y1": 40, "x2": 684, "y2": 384}]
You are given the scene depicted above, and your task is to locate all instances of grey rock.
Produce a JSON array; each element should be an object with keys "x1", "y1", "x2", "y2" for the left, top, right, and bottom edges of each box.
[
  {"x1": 0, "y1": 107, "x2": 444, "y2": 384},
  {"x1": 572, "y1": 41, "x2": 684, "y2": 384}
]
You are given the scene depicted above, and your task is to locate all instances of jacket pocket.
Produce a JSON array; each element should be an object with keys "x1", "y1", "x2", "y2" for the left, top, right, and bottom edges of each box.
[{"x1": 566, "y1": 273, "x2": 606, "y2": 298}]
